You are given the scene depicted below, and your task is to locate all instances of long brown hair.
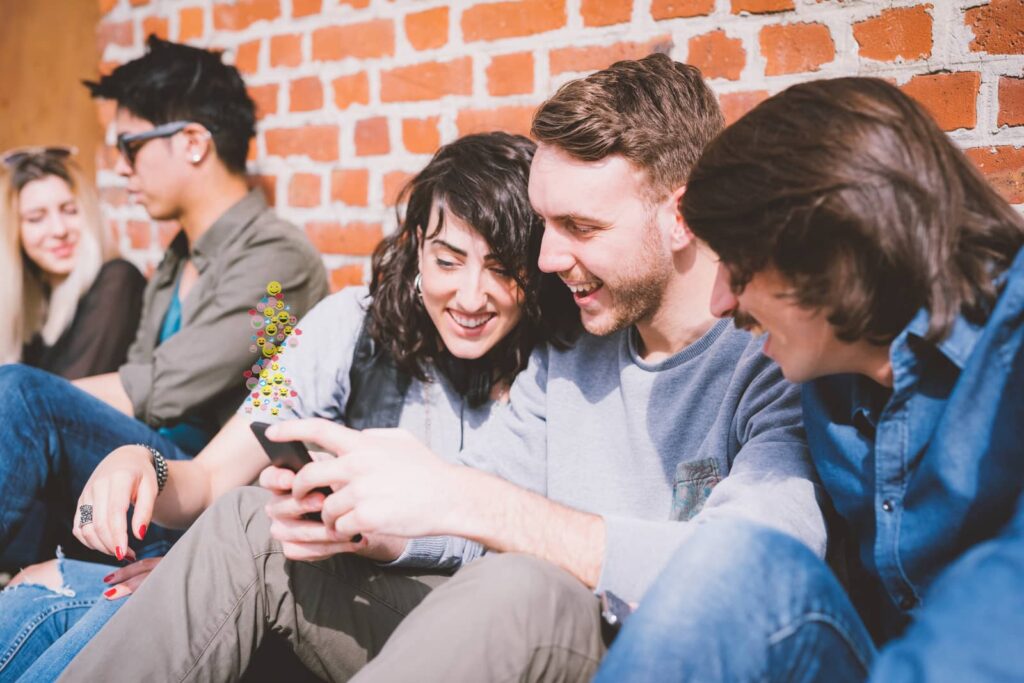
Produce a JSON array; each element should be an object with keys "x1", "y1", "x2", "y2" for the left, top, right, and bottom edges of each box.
[
  {"x1": 367, "y1": 132, "x2": 578, "y2": 386},
  {"x1": 684, "y1": 77, "x2": 1024, "y2": 344}
]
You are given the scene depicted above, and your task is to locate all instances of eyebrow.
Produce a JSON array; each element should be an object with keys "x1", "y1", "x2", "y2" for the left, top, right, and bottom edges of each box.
[
  {"x1": 429, "y1": 238, "x2": 499, "y2": 262},
  {"x1": 552, "y1": 212, "x2": 613, "y2": 229}
]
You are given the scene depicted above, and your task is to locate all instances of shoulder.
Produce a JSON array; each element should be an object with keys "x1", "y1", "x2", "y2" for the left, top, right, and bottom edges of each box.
[
  {"x1": 297, "y1": 285, "x2": 370, "y2": 336},
  {"x1": 94, "y1": 258, "x2": 145, "y2": 287}
]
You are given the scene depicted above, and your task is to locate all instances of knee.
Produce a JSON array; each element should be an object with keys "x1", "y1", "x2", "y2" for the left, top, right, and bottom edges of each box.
[
  {"x1": 8, "y1": 559, "x2": 61, "y2": 591},
  {"x1": 202, "y1": 486, "x2": 275, "y2": 549},
  {"x1": 466, "y1": 554, "x2": 597, "y2": 629}
]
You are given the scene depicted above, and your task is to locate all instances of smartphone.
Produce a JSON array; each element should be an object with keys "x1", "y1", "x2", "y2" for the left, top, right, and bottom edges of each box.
[
  {"x1": 249, "y1": 421, "x2": 361, "y2": 542},
  {"x1": 599, "y1": 590, "x2": 633, "y2": 641}
]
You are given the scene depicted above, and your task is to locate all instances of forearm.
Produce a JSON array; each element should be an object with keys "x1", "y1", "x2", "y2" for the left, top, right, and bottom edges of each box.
[
  {"x1": 73, "y1": 372, "x2": 133, "y2": 416},
  {"x1": 443, "y1": 466, "x2": 606, "y2": 589}
]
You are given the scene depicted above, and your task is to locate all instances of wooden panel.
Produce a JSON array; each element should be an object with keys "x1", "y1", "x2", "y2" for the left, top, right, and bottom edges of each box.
[{"x1": 0, "y1": 0, "x2": 102, "y2": 178}]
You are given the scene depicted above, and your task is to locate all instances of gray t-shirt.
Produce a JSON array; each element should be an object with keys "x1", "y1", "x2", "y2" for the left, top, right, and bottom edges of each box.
[
  {"x1": 240, "y1": 286, "x2": 502, "y2": 459},
  {"x1": 399, "y1": 320, "x2": 826, "y2": 602}
]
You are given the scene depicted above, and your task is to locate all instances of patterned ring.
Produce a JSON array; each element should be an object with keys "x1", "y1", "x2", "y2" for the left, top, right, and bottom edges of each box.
[{"x1": 79, "y1": 504, "x2": 94, "y2": 527}]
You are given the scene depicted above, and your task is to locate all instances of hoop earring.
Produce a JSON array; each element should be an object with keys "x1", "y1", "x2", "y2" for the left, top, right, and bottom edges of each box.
[{"x1": 414, "y1": 272, "x2": 423, "y2": 298}]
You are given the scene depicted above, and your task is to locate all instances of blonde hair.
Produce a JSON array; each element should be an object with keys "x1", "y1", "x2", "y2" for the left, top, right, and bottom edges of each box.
[{"x1": 0, "y1": 155, "x2": 116, "y2": 363}]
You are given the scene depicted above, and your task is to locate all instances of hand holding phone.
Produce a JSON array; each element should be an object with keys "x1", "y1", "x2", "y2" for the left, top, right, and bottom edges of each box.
[{"x1": 249, "y1": 421, "x2": 362, "y2": 542}]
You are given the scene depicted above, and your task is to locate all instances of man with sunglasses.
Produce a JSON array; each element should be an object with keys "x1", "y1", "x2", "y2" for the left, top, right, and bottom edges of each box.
[{"x1": 0, "y1": 35, "x2": 328, "y2": 570}]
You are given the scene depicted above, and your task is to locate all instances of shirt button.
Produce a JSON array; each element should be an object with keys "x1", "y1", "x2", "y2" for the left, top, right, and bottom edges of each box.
[{"x1": 882, "y1": 499, "x2": 894, "y2": 512}]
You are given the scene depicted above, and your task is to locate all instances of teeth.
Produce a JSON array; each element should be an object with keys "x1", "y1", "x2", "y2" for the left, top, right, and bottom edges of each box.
[
  {"x1": 450, "y1": 312, "x2": 491, "y2": 329},
  {"x1": 566, "y1": 282, "x2": 599, "y2": 296}
]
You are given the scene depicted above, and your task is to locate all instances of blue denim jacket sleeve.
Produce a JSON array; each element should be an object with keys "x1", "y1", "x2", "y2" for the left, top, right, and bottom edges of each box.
[{"x1": 869, "y1": 490, "x2": 1024, "y2": 682}]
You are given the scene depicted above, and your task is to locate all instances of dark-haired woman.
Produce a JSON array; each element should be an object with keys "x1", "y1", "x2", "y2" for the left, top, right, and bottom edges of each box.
[{"x1": 0, "y1": 132, "x2": 577, "y2": 681}]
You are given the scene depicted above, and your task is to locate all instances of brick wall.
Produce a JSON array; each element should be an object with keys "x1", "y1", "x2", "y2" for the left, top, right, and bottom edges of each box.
[{"x1": 95, "y1": 0, "x2": 1024, "y2": 289}]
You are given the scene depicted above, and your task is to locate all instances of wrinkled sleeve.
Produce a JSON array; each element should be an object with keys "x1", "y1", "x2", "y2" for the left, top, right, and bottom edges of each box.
[
  {"x1": 600, "y1": 354, "x2": 826, "y2": 602},
  {"x1": 119, "y1": 236, "x2": 328, "y2": 426}
]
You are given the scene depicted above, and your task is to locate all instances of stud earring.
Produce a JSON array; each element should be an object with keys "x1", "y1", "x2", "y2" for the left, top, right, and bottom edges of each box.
[{"x1": 191, "y1": 154, "x2": 202, "y2": 164}]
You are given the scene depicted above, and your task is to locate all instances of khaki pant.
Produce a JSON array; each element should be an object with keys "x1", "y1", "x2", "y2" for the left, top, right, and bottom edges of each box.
[{"x1": 61, "y1": 487, "x2": 606, "y2": 682}]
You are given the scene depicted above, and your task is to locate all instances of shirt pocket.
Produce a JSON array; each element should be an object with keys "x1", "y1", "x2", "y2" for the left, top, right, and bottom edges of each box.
[{"x1": 671, "y1": 458, "x2": 722, "y2": 521}]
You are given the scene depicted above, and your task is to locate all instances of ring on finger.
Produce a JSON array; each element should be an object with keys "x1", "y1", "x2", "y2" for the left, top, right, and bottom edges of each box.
[{"x1": 79, "y1": 504, "x2": 94, "y2": 527}]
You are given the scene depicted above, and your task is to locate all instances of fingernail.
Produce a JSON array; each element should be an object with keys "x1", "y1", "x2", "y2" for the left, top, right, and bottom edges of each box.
[
  {"x1": 115, "y1": 546, "x2": 123, "y2": 561},
  {"x1": 104, "y1": 587, "x2": 117, "y2": 598},
  {"x1": 103, "y1": 573, "x2": 115, "y2": 583},
  {"x1": 138, "y1": 524, "x2": 147, "y2": 539}
]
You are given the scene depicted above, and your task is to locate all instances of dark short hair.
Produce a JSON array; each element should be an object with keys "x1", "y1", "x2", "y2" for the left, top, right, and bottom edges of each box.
[
  {"x1": 531, "y1": 53, "x2": 724, "y2": 197},
  {"x1": 368, "y1": 132, "x2": 579, "y2": 386},
  {"x1": 684, "y1": 77, "x2": 1024, "y2": 345},
  {"x1": 84, "y1": 35, "x2": 256, "y2": 174}
]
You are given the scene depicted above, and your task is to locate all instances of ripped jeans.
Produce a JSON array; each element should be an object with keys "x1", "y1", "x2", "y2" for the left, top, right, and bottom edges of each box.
[{"x1": 0, "y1": 552, "x2": 125, "y2": 682}]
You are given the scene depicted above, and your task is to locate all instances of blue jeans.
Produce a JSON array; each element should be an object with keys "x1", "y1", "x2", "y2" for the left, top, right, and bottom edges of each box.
[
  {"x1": 0, "y1": 553, "x2": 124, "y2": 682},
  {"x1": 0, "y1": 364, "x2": 190, "y2": 561},
  {"x1": 595, "y1": 518, "x2": 876, "y2": 683}
]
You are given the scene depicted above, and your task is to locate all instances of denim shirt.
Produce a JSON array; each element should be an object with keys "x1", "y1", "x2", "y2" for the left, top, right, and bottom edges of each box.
[{"x1": 803, "y1": 246, "x2": 1024, "y2": 644}]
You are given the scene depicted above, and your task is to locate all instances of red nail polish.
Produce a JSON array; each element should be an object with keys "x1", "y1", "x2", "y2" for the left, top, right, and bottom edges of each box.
[
  {"x1": 139, "y1": 524, "x2": 148, "y2": 539},
  {"x1": 115, "y1": 546, "x2": 123, "y2": 561},
  {"x1": 104, "y1": 587, "x2": 117, "y2": 598},
  {"x1": 103, "y1": 573, "x2": 115, "y2": 583}
]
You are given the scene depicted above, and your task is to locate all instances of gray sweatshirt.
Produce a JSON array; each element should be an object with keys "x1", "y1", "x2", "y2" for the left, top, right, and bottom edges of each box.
[{"x1": 397, "y1": 319, "x2": 826, "y2": 603}]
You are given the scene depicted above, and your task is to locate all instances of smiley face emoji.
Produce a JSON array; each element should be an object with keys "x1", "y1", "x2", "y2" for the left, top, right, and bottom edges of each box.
[
  {"x1": 267, "y1": 281, "x2": 282, "y2": 296},
  {"x1": 275, "y1": 300, "x2": 284, "y2": 310},
  {"x1": 283, "y1": 325, "x2": 293, "y2": 335},
  {"x1": 256, "y1": 337, "x2": 265, "y2": 347},
  {"x1": 273, "y1": 372, "x2": 284, "y2": 384},
  {"x1": 262, "y1": 343, "x2": 277, "y2": 357},
  {"x1": 276, "y1": 311, "x2": 288, "y2": 324}
]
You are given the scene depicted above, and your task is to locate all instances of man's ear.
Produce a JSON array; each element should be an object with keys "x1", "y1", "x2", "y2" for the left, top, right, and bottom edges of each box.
[
  {"x1": 182, "y1": 124, "x2": 213, "y2": 165},
  {"x1": 666, "y1": 184, "x2": 693, "y2": 252}
]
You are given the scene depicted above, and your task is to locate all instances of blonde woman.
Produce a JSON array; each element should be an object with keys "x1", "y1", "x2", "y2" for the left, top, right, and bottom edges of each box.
[{"x1": 0, "y1": 147, "x2": 144, "y2": 379}]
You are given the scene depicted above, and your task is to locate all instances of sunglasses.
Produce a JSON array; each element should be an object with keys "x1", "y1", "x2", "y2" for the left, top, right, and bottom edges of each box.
[
  {"x1": 116, "y1": 120, "x2": 210, "y2": 168},
  {"x1": 1, "y1": 145, "x2": 77, "y2": 167}
]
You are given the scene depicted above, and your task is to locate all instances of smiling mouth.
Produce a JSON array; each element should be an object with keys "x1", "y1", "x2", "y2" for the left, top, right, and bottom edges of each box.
[
  {"x1": 448, "y1": 310, "x2": 495, "y2": 330},
  {"x1": 563, "y1": 280, "x2": 602, "y2": 301}
]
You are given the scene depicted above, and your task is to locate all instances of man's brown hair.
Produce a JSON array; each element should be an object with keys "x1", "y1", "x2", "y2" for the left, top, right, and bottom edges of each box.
[
  {"x1": 683, "y1": 77, "x2": 1024, "y2": 345},
  {"x1": 531, "y1": 53, "x2": 725, "y2": 197}
]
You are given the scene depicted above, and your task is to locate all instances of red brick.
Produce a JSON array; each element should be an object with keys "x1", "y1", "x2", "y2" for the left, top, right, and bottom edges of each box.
[
  {"x1": 402, "y1": 117, "x2": 441, "y2": 154},
  {"x1": 732, "y1": 0, "x2": 793, "y2": 13},
  {"x1": 98, "y1": 61, "x2": 122, "y2": 76},
  {"x1": 760, "y1": 22, "x2": 835, "y2": 76},
  {"x1": 329, "y1": 264, "x2": 366, "y2": 292},
  {"x1": 582, "y1": 0, "x2": 631, "y2": 26},
  {"x1": 966, "y1": 146, "x2": 1024, "y2": 204},
  {"x1": 235, "y1": 40, "x2": 261, "y2": 75},
  {"x1": 651, "y1": 0, "x2": 713, "y2": 20},
  {"x1": 456, "y1": 105, "x2": 536, "y2": 137},
  {"x1": 142, "y1": 16, "x2": 169, "y2": 40},
  {"x1": 331, "y1": 169, "x2": 369, "y2": 206},
  {"x1": 129, "y1": 0, "x2": 148, "y2": 6},
  {"x1": 999, "y1": 77, "x2": 1024, "y2": 128},
  {"x1": 550, "y1": 37, "x2": 672, "y2": 75},
  {"x1": 95, "y1": 99, "x2": 117, "y2": 128},
  {"x1": 384, "y1": 171, "x2": 415, "y2": 205},
  {"x1": 312, "y1": 20, "x2": 395, "y2": 61},
  {"x1": 306, "y1": 221, "x2": 383, "y2": 255},
  {"x1": 157, "y1": 222, "x2": 180, "y2": 249},
  {"x1": 688, "y1": 30, "x2": 745, "y2": 81},
  {"x1": 901, "y1": 71, "x2": 980, "y2": 132},
  {"x1": 248, "y1": 84, "x2": 279, "y2": 120},
  {"x1": 100, "y1": 187, "x2": 129, "y2": 207},
  {"x1": 270, "y1": 33, "x2": 302, "y2": 67},
  {"x1": 265, "y1": 125, "x2": 339, "y2": 161},
  {"x1": 293, "y1": 0, "x2": 321, "y2": 17},
  {"x1": 719, "y1": 90, "x2": 769, "y2": 125},
  {"x1": 966, "y1": 0, "x2": 1024, "y2": 55},
  {"x1": 463, "y1": 0, "x2": 566, "y2": 42},
  {"x1": 406, "y1": 7, "x2": 449, "y2": 51},
  {"x1": 288, "y1": 173, "x2": 321, "y2": 208},
  {"x1": 853, "y1": 5, "x2": 932, "y2": 62},
  {"x1": 332, "y1": 73, "x2": 370, "y2": 110},
  {"x1": 355, "y1": 118, "x2": 390, "y2": 156},
  {"x1": 213, "y1": 0, "x2": 280, "y2": 30},
  {"x1": 178, "y1": 7, "x2": 205, "y2": 42},
  {"x1": 126, "y1": 220, "x2": 151, "y2": 250},
  {"x1": 99, "y1": 0, "x2": 117, "y2": 16},
  {"x1": 487, "y1": 52, "x2": 534, "y2": 96},
  {"x1": 96, "y1": 145, "x2": 120, "y2": 171},
  {"x1": 381, "y1": 58, "x2": 472, "y2": 103},
  {"x1": 339, "y1": 0, "x2": 370, "y2": 7},
  {"x1": 97, "y1": 20, "x2": 133, "y2": 56},
  {"x1": 251, "y1": 174, "x2": 278, "y2": 206},
  {"x1": 289, "y1": 77, "x2": 323, "y2": 112}
]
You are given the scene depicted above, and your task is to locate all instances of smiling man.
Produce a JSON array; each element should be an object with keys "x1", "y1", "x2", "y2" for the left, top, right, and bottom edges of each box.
[
  {"x1": 596, "y1": 78, "x2": 1024, "y2": 682},
  {"x1": 60, "y1": 55, "x2": 825, "y2": 682}
]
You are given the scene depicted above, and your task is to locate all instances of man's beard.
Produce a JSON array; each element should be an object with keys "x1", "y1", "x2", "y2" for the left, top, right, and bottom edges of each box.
[{"x1": 582, "y1": 223, "x2": 672, "y2": 336}]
